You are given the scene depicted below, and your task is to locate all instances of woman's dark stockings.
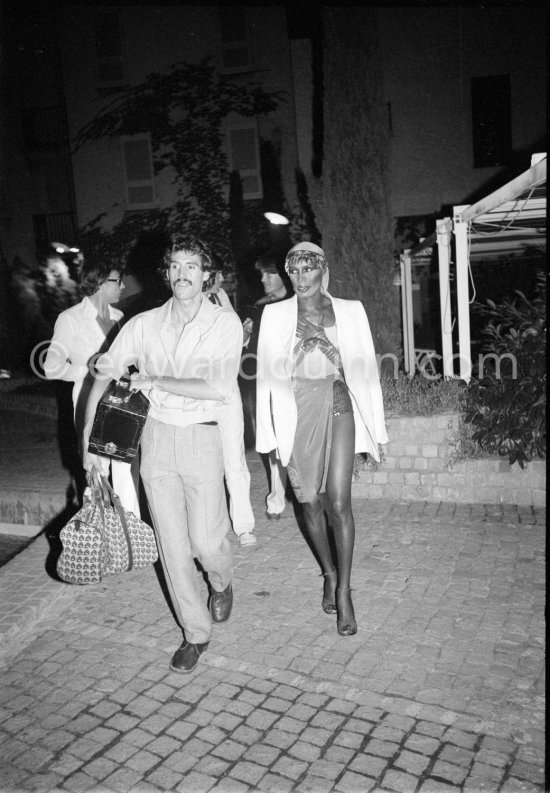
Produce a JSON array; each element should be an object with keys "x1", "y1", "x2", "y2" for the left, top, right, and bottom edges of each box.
[{"x1": 301, "y1": 410, "x2": 357, "y2": 634}]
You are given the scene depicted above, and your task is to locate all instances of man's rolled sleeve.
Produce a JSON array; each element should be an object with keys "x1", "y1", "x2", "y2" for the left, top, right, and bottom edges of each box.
[{"x1": 203, "y1": 311, "x2": 243, "y2": 401}]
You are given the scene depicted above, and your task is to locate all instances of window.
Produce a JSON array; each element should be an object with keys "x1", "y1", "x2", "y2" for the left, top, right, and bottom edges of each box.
[
  {"x1": 121, "y1": 136, "x2": 156, "y2": 209},
  {"x1": 95, "y1": 12, "x2": 125, "y2": 84},
  {"x1": 219, "y1": 6, "x2": 251, "y2": 72},
  {"x1": 227, "y1": 125, "x2": 262, "y2": 200},
  {"x1": 471, "y1": 74, "x2": 512, "y2": 168}
]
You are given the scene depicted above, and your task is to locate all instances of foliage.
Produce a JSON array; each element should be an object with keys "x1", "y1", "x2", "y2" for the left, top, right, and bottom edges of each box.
[
  {"x1": 74, "y1": 58, "x2": 282, "y2": 269},
  {"x1": 311, "y1": 7, "x2": 400, "y2": 357},
  {"x1": 447, "y1": 415, "x2": 487, "y2": 467},
  {"x1": 393, "y1": 214, "x2": 436, "y2": 258},
  {"x1": 351, "y1": 272, "x2": 545, "y2": 473},
  {"x1": 353, "y1": 371, "x2": 468, "y2": 477},
  {"x1": 379, "y1": 371, "x2": 467, "y2": 416},
  {"x1": 468, "y1": 245, "x2": 545, "y2": 346},
  {"x1": 462, "y1": 274, "x2": 546, "y2": 468}
]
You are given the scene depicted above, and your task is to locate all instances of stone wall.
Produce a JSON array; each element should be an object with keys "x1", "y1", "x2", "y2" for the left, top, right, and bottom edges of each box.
[{"x1": 352, "y1": 413, "x2": 546, "y2": 507}]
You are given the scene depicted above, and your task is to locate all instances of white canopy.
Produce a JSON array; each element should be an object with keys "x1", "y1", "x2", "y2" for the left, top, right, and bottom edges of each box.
[{"x1": 400, "y1": 153, "x2": 546, "y2": 381}]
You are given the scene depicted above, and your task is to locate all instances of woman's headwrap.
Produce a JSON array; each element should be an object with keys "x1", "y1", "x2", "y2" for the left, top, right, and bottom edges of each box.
[{"x1": 285, "y1": 241, "x2": 330, "y2": 293}]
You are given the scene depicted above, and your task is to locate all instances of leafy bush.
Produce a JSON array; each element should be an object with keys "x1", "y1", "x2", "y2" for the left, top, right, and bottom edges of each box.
[
  {"x1": 446, "y1": 415, "x2": 487, "y2": 467},
  {"x1": 461, "y1": 274, "x2": 546, "y2": 468},
  {"x1": 353, "y1": 372, "x2": 467, "y2": 476},
  {"x1": 380, "y1": 370, "x2": 467, "y2": 416}
]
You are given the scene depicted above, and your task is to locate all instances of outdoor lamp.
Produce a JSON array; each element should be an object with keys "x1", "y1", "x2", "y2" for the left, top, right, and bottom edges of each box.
[
  {"x1": 264, "y1": 212, "x2": 289, "y2": 225},
  {"x1": 51, "y1": 241, "x2": 70, "y2": 254}
]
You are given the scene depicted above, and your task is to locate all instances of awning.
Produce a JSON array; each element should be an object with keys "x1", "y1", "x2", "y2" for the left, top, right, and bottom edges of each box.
[{"x1": 400, "y1": 153, "x2": 546, "y2": 380}]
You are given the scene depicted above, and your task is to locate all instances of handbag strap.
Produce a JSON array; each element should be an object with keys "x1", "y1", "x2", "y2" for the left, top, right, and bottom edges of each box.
[
  {"x1": 89, "y1": 468, "x2": 109, "y2": 519},
  {"x1": 99, "y1": 475, "x2": 134, "y2": 571}
]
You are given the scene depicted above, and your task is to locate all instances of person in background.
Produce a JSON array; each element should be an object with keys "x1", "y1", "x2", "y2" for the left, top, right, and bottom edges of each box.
[
  {"x1": 37, "y1": 244, "x2": 79, "y2": 336},
  {"x1": 82, "y1": 233, "x2": 241, "y2": 673},
  {"x1": 204, "y1": 269, "x2": 234, "y2": 309},
  {"x1": 43, "y1": 258, "x2": 140, "y2": 514},
  {"x1": 204, "y1": 268, "x2": 257, "y2": 548},
  {"x1": 256, "y1": 241, "x2": 388, "y2": 636},
  {"x1": 240, "y1": 250, "x2": 293, "y2": 520}
]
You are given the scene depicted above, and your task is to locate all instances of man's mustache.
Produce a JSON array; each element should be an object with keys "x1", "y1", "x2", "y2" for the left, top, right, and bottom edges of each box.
[{"x1": 174, "y1": 278, "x2": 192, "y2": 286}]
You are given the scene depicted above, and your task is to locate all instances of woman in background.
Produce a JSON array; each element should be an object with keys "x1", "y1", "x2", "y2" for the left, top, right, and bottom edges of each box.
[{"x1": 256, "y1": 242, "x2": 387, "y2": 635}]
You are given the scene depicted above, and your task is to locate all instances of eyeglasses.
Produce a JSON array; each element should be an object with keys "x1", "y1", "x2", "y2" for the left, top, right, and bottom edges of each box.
[{"x1": 106, "y1": 277, "x2": 123, "y2": 285}]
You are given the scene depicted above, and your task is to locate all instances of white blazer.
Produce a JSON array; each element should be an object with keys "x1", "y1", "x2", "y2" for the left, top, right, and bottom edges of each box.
[{"x1": 256, "y1": 294, "x2": 388, "y2": 466}]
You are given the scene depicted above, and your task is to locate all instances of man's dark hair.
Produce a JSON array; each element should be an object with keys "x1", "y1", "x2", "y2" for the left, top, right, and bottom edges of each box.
[
  {"x1": 254, "y1": 247, "x2": 292, "y2": 292},
  {"x1": 160, "y1": 233, "x2": 213, "y2": 279},
  {"x1": 79, "y1": 259, "x2": 123, "y2": 297},
  {"x1": 255, "y1": 248, "x2": 283, "y2": 274}
]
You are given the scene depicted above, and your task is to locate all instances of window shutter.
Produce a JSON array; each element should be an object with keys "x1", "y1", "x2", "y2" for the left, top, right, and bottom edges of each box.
[
  {"x1": 219, "y1": 6, "x2": 251, "y2": 72},
  {"x1": 228, "y1": 127, "x2": 262, "y2": 200},
  {"x1": 122, "y1": 136, "x2": 156, "y2": 208},
  {"x1": 95, "y1": 12, "x2": 125, "y2": 84}
]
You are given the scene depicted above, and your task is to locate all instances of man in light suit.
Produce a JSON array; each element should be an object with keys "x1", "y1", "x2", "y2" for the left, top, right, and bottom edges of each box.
[{"x1": 83, "y1": 234, "x2": 241, "y2": 672}]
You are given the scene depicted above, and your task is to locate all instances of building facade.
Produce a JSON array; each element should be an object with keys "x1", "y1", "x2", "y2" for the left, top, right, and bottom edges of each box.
[{"x1": 1, "y1": 5, "x2": 546, "y2": 368}]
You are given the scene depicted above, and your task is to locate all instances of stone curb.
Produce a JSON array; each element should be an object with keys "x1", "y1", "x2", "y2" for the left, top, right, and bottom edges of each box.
[
  {"x1": 0, "y1": 533, "x2": 83, "y2": 669},
  {"x1": 0, "y1": 489, "x2": 68, "y2": 526}
]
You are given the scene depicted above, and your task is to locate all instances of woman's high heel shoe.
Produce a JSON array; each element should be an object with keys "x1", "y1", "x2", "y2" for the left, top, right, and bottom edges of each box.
[
  {"x1": 321, "y1": 568, "x2": 337, "y2": 614},
  {"x1": 336, "y1": 586, "x2": 357, "y2": 636}
]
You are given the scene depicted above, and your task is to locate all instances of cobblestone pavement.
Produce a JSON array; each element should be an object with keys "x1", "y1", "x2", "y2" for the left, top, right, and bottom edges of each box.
[{"x1": 0, "y1": 448, "x2": 545, "y2": 793}]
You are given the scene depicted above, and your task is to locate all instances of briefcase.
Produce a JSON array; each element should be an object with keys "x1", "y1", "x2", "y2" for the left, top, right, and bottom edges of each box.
[{"x1": 88, "y1": 379, "x2": 150, "y2": 463}]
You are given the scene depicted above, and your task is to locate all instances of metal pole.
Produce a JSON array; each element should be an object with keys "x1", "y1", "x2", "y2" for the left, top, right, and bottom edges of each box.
[
  {"x1": 453, "y1": 205, "x2": 472, "y2": 382},
  {"x1": 436, "y1": 218, "x2": 454, "y2": 378},
  {"x1": 400, "y1": 251, "x2": 415, "y2": 377}
]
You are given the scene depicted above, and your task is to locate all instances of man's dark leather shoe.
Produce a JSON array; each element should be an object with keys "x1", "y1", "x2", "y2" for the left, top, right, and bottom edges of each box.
[
  {"x1": 209, "y1": 583, "x2": 233, "y2": 623},
  {"x1": 169, "y1": 640, "x2": 209, "y2": 673}
]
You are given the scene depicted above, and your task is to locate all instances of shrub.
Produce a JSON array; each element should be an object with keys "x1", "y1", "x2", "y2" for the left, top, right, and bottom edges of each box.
[
  {"x1": 354, "y1": 372, "x2": 468, "y2": 476},
  {"x1": 461, "y1": 274, "x2": 546, "y2": 468},
  {"x1": 380, "y1": 370, "x2": 467, "y2": 416}
]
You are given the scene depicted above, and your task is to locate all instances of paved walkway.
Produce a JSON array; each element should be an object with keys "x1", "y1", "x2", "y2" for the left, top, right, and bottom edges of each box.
[{"x1": 0, "y1": 385, "x2": 546, "y2": 793}]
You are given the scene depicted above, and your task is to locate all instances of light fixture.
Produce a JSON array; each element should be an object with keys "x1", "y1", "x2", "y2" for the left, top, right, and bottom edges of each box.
[
  {"x1": 264, "y1": 211, "x2": 289, "y2": 225},
  {"x1": 51, "y1": 241, "x2": 70, "y2": 254},
  {"x1": 392, "y1": 270, "x2": 402, "y2": 287}
]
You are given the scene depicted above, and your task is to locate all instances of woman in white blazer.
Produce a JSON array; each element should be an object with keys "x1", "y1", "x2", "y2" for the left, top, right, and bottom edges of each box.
[{"x1": 256, "y1": 242, "x2": 388, "y2": 636}]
